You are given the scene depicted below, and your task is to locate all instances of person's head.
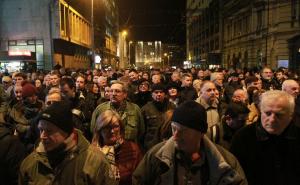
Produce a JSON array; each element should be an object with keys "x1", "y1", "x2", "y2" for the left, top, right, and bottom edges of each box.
[
  {"x1": 45, "y1": 87, "x2": 62, "y2": 107},
  {"x1": 98, "y1": 76, "x2": 107, "y2": 88},
  {"x1": 261, "y1": 67, "x2": 273, "y2": 80},
  {"x1": 171, "y1": 71, "x2": 181, "y2": 82},
  {"x1": 35, "y1": 79, "x2": 42, "y2": 88},
  {"x1": 275, "y1": 69, "x2": 284, "y2": 81},
  {"x1": 75, "y1": 75, "x2": 86, "y2": 91},
  {"x1": 197, "y1": 70, "x2": 204, "y2": 79},
  {"x1": 22, "y1": 83, "x2": 38, "y2": 104},
  {"x1": 245, "y1": 76, "x2": 262, "y2": 90},
  {"x1": 92, "y1": 110, "x2": 124, "y2": 146},
  {"x1": 38, "y1": 101, "x2": 74, "y2": 152},
  {"x1": 151, "y1": 83, "x2": 166, "y2": 102},
  {"x1": 129, "y1": 69, "x2": 139, "y2": 82},
  {"x1": 151, "y1": 74, "x2": 162, "y2": 84},
  {"x1": 93, "y1": 75, "x2": 99, "y2": 84},
  {"x1": 50, "y1": 72, "x2": 61, "y2": 87},
  {"x1": 210, "y1": 72, "x2": 224, "y2": 86},
  {"x1": 110, "y1": 80, "x2": 128, "y2": 105},
  {"x1": 142, "y1": 72, "x2": 150, "y2": 80},
  {"x1": 232, "y1": 89, "x2": 248, "y2": 104},
  {"x1": 181, "y1": 73, "x2": 193, "y2": 87},
  {"x1": 104, "y1": 86, "x2": 111, "y2": 100},
  {"x1": 89, "y1": 82, "x2": 100, "y2": 94},
  {"x1": 224, "y1": 102, "x2": 249, "y2": 129},
  {"x1": 60, "y1": 78, "x2": 76, "y2": 98},
  {"x1": 200, "y1": 81, "x2": 218, "y2": 105},
  {"x1": 13, "y1": 72, "x2": 26, "y2": 85},
  {"x1": 282, "y1": 79, "x2": 299, "y2": 99},
  {"x1": 193, "y1": 79, "x2": 202, "y2": 93},
  {"x1": 2, "y1": 76, "x2": 12, "y2": 89},
  {"x1": 14, "y1": 84, "x2": 23, "y2": 101},
  {"x1": 260, "y1": 90, "x2": 295, "y2": 135},
  {"x1": 171, "y1": 101, "x2": 207, "y2": 154},
  {"x1": 228, "y1": 73, "x2": 239, "y2": 83},
  {"x1": 92, "y1": 69, "x2": 100, "y2": 76},
  {"x1": 44, "y1": 74, "x2": 51, "y2": 87},
  {"x1": 138, "y1": 80, "x2": 150, "y2": 93},
  {"x1": 167, "y1": 82, "x2": 180, "y2": 98}
]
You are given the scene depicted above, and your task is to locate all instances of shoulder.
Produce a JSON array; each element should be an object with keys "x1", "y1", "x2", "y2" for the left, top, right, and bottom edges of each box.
[{"x1": 20, "y1": 151, "x2": 40, "y2": 172}]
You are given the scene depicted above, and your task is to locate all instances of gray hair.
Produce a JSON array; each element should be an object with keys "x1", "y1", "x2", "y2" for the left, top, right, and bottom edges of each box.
[
  {"x1": 282, "y1": 79, "x2": 299, "y2": 91},
  {"x1": 110, "y1": 80, "x2": 128, "y2": 93},
  {"x1": 260, "y1": 90, "x2": 295, "y2": 116}
]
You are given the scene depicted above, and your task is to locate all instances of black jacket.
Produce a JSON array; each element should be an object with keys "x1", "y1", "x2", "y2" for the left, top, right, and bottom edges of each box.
[
  {"x1": 0, "y1": 124, "x2": 26, "y2": 185},
  {"x1": 230, "y1": 122, "x2": 300, "y2": 185}
]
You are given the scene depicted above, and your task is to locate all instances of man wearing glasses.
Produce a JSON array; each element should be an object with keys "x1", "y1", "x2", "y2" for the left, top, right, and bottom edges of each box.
[{"x1": 90, "y1": 80, "x2": 144, "y2": 146}]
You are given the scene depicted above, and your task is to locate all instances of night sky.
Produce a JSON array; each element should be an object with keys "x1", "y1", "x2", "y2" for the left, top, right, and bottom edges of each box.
[{"x1": 117, "y1": 0, "x2": 186, "y2": 45}]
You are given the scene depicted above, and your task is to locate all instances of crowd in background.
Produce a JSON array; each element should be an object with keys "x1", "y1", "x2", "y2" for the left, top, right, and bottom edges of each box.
[{"x1": 1, "y1": 65, "x2": 300, "y2": 185}]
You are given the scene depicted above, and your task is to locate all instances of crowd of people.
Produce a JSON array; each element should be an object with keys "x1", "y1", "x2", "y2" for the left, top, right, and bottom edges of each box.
[{"x1": 0, "y1": 65, "x2": 300, "y2": 185}]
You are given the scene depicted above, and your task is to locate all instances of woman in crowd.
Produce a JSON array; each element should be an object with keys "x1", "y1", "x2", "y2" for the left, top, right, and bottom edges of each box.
[{"x1": 92, "y1": 110, "x2": 143, "y2": 185}]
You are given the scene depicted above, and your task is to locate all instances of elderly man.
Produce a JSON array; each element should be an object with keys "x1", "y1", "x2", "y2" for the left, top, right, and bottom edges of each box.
[
  {"x1": 19, "y1": 101, "x2": 116, "y2": 185},
  {"x1": 230, "y1": 90, "x2": 300, "y2": 185},
  {"x1": 133, "y1": 101, "x2": 247, "y2": 185},
  {"x1": 90, "y1": 80, "x2": 144, "y2": 145}
]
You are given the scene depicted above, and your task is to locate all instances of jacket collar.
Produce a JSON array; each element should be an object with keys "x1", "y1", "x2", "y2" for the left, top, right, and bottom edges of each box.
[
  {"x1": 154, "y1": 135, "x2": 238, "y2": 184},
  {"x1": 197, "y1": 97, "x2": 218, "y2": 110}
]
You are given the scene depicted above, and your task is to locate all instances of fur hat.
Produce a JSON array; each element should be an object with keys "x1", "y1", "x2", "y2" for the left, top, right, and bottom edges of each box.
[{"x1": 22, "y1": 83, "x2": 37, "y2": 98}]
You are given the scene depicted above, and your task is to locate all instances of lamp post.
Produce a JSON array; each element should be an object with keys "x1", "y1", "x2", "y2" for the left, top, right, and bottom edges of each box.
[{"x1": 91, "y1": 0, "x2": 95, "y2": 68}]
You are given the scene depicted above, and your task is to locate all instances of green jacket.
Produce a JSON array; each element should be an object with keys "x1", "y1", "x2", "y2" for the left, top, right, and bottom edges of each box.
[
  {"x1": 133, "y1": 135, "x2": 247, "y2": 185},
  {"x1": 90, "y1": 101, "x2": 144, "y2": 144},
  {"x1": 19, "y1": 130, "x2": 116, "y2": 185}
]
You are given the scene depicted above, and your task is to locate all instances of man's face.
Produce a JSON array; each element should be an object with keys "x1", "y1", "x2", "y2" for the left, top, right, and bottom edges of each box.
[
  {"x1": 200, "y1": 82, "x2": 218, "y2": 104},
  {"x1": 76, "y1": 76, "x2": 85, "y2": 91},
  {"x1": 38, "y1": 120, "x2": 68, "y2": 152},
  {"x1": 261, "y1": 98, "x2": 292, "y2": 135},
  {"x1": 284, "y1": 82, "x2": 300, "y2": 98},
  {"x1": 14, "y1": 76, "x2": 24, "y2": 86},
  {"x1": 152, "y1": 75, "x2": 161, "y2": 84},
  {"x1": 98, "y1": 79, "x2": 107, "y2": 88},
  {"x1": 93, "y1": 76, "x2": 99, "y2": 84},
  {"x1": 232, "y1": 90, "x2": 248, "y2": 104},
  {"x1": 45, "y1": 93, "x2": 61, "y2": 107},
  {"x1": 262, "y1": 68, "x2": 273, "y2": 80},
  {"x1": 182, "y1": 76, "x2": 192, "y2": 87},
  {"x1": 171, "y1": 73, "x2": 180, "y2": 82},
  {"x1": 110, "y1": 84, "x2": 127, "y2": 104},
  {"x1": 168, "y1": 88, "x2": 178, "y2": 97},
  {"x1": 138, "y1": 83, "x2": 149, "y2": 92},
  {"x1": 50, "y1": 75, "x2": 60, "y2": 86},
  {"x1": 197, "y1": 70, "x2": 204, "y2": 79},
  {"x1": 61, "y1": 84, "x2": 74, "y2": 98},
  {"x1": 152, "y1": 90, "x2": 165, "y2": 102},
  {"x1": 129, "y1": 72, "x2": 139, "y2": 82},
  {"x1": 276, "y1": 72, "x2": 284, "y2": 80},
  {"x1": 171, "y1": 122, "x2": 202, "y2": 154},
  {"x1": 214, "y1": 73, "x2": 224, "y2": 86},
  {"x1": 104, "y1": 87, "x2": 111, "y2": 99},
  {"x1": 14, "y1": 85, "x2": 23, "y2": 101}
]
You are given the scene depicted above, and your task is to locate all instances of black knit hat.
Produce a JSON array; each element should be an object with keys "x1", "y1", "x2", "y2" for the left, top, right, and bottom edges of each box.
[
  {"x1": 151, "y1": 83, "x2": 166, "y2": 92},
  {"x1": 166, "y1": 82, "x2": 181, "y2": 91},
  {"x1": 171, "y1": 100, "x2": 207, "y2": 133},
  {"x1": 38, "y1": 101, "x2": 74, "y2": 134}
]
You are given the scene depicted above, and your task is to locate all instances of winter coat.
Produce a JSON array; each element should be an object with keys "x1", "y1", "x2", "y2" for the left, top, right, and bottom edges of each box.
[
  {"x1": 19, "y1": 130, "x2": 116, "y2": 185},
  {"x1": 90, "y1": 101, "x2": 145, "y2": 145},
  {"x1": 141, "y1": 100, "x2": 175, "y2": 150},
  {"x1": 230, "y1": 122, "x2": 300, "y2": 185},
  {"x1": 0, "y1": 124, "x2": 26, "y2": 185},
  {"x1": 133, "y1": 136, "x2": 247, "y2": 185}
]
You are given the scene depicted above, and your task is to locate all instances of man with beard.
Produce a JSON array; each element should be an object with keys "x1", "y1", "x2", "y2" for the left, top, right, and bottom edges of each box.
[
  {"x1": 90, "y1": 80, "x2": 144, "y2": 145},
  {"x1": 19, "y1": 101, "x2": 116, "y2": 185},
  {"x1": 141, "y1": 83, "x2": 176, "y2": 151},
  {"x1": 261, "y1": 67, "x2": 280, "y2": 90},
  {"x1": 133, "y1": 101, "x2": 247, "y2": 185}
]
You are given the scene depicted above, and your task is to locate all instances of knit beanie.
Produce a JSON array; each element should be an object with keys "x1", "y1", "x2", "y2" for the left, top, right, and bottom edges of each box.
[
  {"x1": 151, "y1": 83, "x2": 166, "y2": 92},
  {"x1": 171, "y1": 100, "x2": 208, "y2": 133},
  {"x1": 38, "y1": 101, "x2": 74, "y2": 134},
  {"x1": 22, "y1": 83, "x2": 37, "y2": 98}
]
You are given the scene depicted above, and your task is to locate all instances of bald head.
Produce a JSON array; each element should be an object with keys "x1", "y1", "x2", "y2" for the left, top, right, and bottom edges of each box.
[{"x1": 282, "y1": 80, "x2": 299, "y2": 98}]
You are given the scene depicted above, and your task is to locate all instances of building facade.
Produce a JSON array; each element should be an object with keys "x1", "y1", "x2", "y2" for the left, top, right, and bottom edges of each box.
[
  {"x1": 223, "y1": 0, "x2": 300, "y2": 70},
  {"x1": 0, "y1": 0, "x2": 119, "y2": 71},
  {"x1": 135, "y1": 41, "x2": 162, "y2": 69}
]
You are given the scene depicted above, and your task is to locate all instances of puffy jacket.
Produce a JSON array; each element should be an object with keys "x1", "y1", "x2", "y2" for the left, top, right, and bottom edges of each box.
[{"x1": 19, "y1": 130, "x2": 116, "y2": 185}]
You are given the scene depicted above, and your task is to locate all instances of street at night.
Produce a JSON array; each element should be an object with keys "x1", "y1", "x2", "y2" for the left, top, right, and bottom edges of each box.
[{"x1": 0, "y1": 0, "x2": 300, "y2": 185}]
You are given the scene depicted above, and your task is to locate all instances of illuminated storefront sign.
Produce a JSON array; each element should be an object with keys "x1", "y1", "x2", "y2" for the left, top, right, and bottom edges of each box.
[{"x1": 8, "y1": 50, "x2": 31, "y2": 56}]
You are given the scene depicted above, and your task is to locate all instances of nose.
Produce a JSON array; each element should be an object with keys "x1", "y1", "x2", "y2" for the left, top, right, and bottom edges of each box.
[{"x1": 268, "y1": 113, "x2": 276, "y2": 123}]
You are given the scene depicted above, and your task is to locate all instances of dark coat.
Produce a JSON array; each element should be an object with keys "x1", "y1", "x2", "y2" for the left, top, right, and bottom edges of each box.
[
  {"x1": 0, "y1": 124, "x2": 26, "y2": 185},
  {"x1": 230, "y1": 122, "x2": 300, "y2": 185},
  {"x1": 179, "y1": 86, "x2": 198, "y2": 101}
]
